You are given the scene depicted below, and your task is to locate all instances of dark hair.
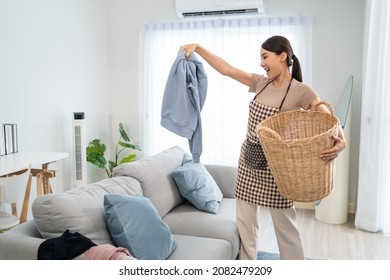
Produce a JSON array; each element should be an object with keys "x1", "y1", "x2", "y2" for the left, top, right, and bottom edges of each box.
[{"x1": 261, "y1": 35, "x2": 302, "y2": 82}]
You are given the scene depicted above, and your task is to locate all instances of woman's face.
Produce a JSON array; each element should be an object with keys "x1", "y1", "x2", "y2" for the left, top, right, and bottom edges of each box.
[{"x1": 260, "y1": 48, "x2": 286, "y2": 80}]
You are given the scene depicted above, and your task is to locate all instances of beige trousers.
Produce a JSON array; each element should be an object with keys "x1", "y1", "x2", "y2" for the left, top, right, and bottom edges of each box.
[{"x1": 236, "y1": 199, "x2": 304, "y2": 260}]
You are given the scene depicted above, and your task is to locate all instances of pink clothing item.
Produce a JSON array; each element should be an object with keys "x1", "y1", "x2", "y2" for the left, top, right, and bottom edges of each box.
[{"x1": 84, "y1": 244, "x2": 135, "y2": 260}]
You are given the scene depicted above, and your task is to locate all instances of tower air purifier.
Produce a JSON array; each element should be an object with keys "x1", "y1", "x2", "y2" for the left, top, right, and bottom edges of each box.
[{"x1": 73, "y1": 112, "x2": 87, "y2": 187}]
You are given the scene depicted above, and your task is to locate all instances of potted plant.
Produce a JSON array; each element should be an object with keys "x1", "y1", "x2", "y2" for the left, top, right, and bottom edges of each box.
[{"x1": 86, "y1": 123, "x2": 141, "y2": 178}]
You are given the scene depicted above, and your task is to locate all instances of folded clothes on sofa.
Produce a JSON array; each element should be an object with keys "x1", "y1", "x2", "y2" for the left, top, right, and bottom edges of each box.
[
  {"x1": 84, "y1": 244, "x2": 136, "y2": 260},
  {"x1": 37, "y1": 229, "x2": 96, "y2": 260},
  {"x1": 37, "y1": 229, "x2": 135, "y2": 260}
]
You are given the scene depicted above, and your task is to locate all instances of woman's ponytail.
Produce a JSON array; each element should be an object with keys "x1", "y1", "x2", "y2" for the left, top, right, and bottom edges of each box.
[{"x1": 291, "y1": 55, "x2": 302, "y2": 82}]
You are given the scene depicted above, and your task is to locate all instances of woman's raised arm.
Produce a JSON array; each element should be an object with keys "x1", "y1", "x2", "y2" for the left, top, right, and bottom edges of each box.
[{"x1": 179, "y1": 44, "x2": 252, "y2": 87}]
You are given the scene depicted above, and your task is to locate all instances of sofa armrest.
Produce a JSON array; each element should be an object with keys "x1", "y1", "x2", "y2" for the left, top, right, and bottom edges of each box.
[
  {"x1": 205, "y1": 164, "x2": 237, "y2": 199},
  {"x1": 5, "y1": 219, "x2": 42, "y2": 237},
  {"x1": 0, "y1": 220, "x2": 44, "y2": 260}
]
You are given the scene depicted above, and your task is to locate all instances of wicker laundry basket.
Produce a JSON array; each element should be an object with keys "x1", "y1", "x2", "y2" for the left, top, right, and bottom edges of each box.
[{"x1": 256, "y1": 101, "x2": 340, "y2": 202}]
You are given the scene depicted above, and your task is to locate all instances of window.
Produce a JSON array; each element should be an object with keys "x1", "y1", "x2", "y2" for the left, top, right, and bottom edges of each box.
[
  {"x1": 355, "y1": 0, "x2": 390, "y2": 234},
  {"x1": 140, "y1": 16, "x2": 313, "y2": 166}
]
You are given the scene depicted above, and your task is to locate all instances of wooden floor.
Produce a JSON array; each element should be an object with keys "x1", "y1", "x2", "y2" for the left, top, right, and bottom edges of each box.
[{"x1": 257, "y1": 208, "x2": 390, "y2": 260}]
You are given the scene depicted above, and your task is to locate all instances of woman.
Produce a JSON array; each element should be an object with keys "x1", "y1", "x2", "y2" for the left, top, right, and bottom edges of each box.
[{"x1": 179, "y1": 36, "x2": 346, "y2": 260}]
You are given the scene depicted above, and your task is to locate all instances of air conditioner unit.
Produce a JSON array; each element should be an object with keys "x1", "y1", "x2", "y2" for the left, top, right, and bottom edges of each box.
[{"x1": 175, "y1": 0, "x2": 265, "y2": 19}]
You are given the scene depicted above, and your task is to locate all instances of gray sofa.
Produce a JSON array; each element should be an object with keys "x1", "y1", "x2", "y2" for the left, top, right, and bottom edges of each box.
[{"x1": 0, "y1": 146, "x2": 240, "y2": 260}]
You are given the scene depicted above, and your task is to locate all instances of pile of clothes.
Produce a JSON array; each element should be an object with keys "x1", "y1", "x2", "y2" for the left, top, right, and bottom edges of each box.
[{"x1": 37, "y1": 229, "x2": 136, "y2": 260}]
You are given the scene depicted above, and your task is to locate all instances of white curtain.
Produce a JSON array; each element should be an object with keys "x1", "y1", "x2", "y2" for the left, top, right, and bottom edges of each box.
[
  {"x1": 139, "y1": 16, "x2": 312, "y2": 166},
  {"x1": 355, "y1": 0, "x2": 390, "y2": 234}
]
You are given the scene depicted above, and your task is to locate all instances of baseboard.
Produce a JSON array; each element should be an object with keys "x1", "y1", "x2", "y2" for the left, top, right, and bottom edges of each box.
[
  {"x1": 348, "y1": 203, "x2": 356, "y2": 214},
  {"x1": 295, "y1": 202, "x2": 356, "y2": 214}
]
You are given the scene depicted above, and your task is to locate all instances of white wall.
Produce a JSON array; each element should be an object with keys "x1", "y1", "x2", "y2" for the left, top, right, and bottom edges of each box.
[
  {"x1": 0, "y1": 0, "x2": 365, "y2": 207},
  {"x1": 0, "y1": 0, "x2": 110, "y2": 193},
  {"x1": 107, "y1": 0, "x2": 365, "y2": 206}
]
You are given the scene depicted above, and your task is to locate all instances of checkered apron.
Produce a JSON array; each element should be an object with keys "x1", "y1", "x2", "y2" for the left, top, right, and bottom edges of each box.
[{"x1": 234, "y1": 82, "x2": 293, "y2": 209}]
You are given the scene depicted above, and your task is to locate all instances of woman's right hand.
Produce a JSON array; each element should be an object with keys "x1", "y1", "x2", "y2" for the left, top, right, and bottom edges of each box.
[
  {"x1": 178, "y1": 44, "x2": 252, "y2": 86},
  {"x1": 178, "y1": 44, "x2": 198, "y2": 59}
]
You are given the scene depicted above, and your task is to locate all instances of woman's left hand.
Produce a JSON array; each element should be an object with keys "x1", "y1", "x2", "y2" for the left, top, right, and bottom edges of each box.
[
  {"x1": 310, "y1": 98, "x2": 347, "y2": 162},
  {"x1": 320, "y1": 134, "x2": 346, "y2": 162}
]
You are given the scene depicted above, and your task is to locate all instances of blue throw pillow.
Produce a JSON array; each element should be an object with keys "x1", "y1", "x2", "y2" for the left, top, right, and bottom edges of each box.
[
  {"x1": 171, "y1": 162, "x2": 223, "y2": 214},
  {"x1": 182, "y1": 153, "x2": 193, "y2": 165},
  {"x1": 104, "y1": 194, "x2": 177, "y2": 260}
]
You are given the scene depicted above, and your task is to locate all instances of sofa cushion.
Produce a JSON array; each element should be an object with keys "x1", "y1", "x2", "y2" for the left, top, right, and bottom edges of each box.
[
  {"x1": 104, "y1": 194, "x2": 177, "y2": 260},
  {"x1": 32, "y1": 176, "x2": 142, "y2": 245},
  {"x1": 172, "y1": 162, "x2": 223, "y2": 214},
  {"x1": 163, "y1": 198, "x2": 239, "y2": 259},
  {"x1": 168, "y1": 234, "x2": 232, "y2": 260},
  {"x1": 112, "y1": 146, "x2": 186, "y2": 217}
]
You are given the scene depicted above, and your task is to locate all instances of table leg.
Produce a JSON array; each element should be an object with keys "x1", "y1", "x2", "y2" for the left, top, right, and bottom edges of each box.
[
  {"x1": 36, "y1": 173, "x2": 43, "y2": 197},
  {"x1": 41, "y1": 163, "x2": 53, "y2": 194},
  {"x1": 32, "y1": 167, "x2": 55, "y2": 196},
  {"x1": 20, "y1": 173, "x2": 32, "y2": 223}
]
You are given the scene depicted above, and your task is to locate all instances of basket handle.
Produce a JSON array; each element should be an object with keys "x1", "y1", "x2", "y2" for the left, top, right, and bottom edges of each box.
[
  {"x1": 258, "y1": 126, "x2": 282, "y2": 141},
  {"x1": 312, "y1": 100, "x2": 335, "y2": 115}
]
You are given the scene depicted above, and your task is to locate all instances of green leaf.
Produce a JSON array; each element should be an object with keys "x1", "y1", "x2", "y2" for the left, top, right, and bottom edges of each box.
[
  {"x1": 86, "y1": 153, "x2": 107, "y2": 168},
  {"x1": 86, "y1": 139, "x2": 106, "y2": 155},
  {"x1": 119, "y1": 154, "x2": 137, "y2": 164},
  {"x1": 118, "y1": 142, "x2": 141, "y2": 151},
  {"x1": 119, "y1": 123, "x2": 130, "y2": 142},
  {"x1": 86, "y1": 139, "x2": 107, "y2": 168}
]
